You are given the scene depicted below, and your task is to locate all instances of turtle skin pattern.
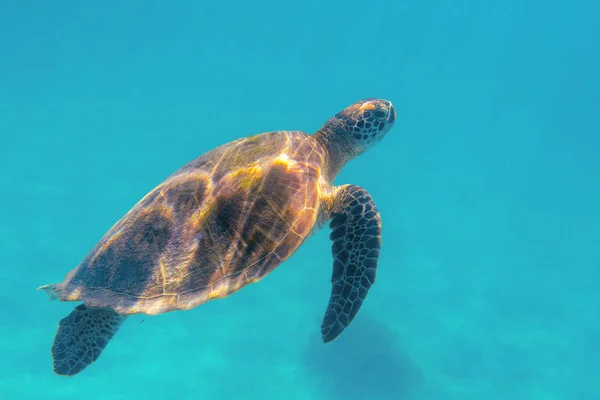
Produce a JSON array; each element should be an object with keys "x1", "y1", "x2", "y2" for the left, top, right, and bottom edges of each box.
[
  {"x1": 51, "y1": 304, "x2": 126, "y2": 376},
  {"x1": 321, "y1": 185, "x2": 382, "y2": 342}
]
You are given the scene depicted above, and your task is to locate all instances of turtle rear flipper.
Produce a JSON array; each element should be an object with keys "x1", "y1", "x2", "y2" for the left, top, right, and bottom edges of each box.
[
  {"x1": 321, "y1": 184, "x2": 382, "y2": 343},
  {"x1": 51, "y1": 304, "x2": 127, "y2": 376}
]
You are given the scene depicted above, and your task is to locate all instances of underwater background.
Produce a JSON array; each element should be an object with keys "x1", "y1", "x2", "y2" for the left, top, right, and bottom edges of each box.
[{"x1": 1, "y1": 1, "x2": 598, "y2": 399}]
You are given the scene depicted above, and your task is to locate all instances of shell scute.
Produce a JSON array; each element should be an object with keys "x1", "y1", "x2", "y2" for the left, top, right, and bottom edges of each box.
[
  {"x1": 164, "y1": 176, "x2": 208, "y2": 215},
  {"x1": 77, "y1": 206, "x2": 173, "y2": 299}
]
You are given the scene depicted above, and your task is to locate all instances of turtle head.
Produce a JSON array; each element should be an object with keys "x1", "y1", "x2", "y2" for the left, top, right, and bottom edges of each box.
[
  {"x1": 324, "y1": 98, "x2": 396, "y2": 154},
  {"x1": 316, "y1": 98, "x2": 396, "y2": 181}
]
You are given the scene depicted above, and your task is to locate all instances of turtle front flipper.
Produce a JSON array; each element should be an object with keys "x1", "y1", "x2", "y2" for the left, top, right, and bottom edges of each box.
[
  {"x1": 321, "y1": 185, "x2": 382, "y2": 343},
  {"x1": 51, "y1": 304, "x2": 127, "y2": 376}
]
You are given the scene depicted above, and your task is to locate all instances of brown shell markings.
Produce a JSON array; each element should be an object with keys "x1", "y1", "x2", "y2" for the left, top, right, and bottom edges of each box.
[{"x1": 55, "y1": 131, "x2": 326, "y2": 315}]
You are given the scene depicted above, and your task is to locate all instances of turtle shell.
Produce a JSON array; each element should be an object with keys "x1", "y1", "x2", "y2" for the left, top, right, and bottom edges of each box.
[{"x1": 54, "y1": 131, "x2": 326, "y2": 315}]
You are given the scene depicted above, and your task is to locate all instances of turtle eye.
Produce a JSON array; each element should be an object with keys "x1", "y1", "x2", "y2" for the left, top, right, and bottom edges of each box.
[{"x1": 373, "y1": 110, "x2": 387, "y2": 120}]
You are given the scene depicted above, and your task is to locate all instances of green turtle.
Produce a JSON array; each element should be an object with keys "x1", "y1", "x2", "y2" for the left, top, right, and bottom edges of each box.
[{"x1": 39, "y1": 98, "x2": 396, "y2": 376}]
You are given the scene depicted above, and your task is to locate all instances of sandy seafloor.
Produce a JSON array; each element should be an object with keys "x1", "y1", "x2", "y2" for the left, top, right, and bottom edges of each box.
[{"x1": 0, "y1": 1, "x2": 599, "y2": 399}]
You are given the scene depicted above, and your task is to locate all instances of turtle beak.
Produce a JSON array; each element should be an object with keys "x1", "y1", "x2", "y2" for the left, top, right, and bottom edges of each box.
[{"x1": 388, "y1": 105, "x2": 396, "y2": 124}]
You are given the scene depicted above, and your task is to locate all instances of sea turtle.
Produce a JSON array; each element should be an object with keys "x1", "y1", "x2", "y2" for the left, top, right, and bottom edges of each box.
[{"x1": 39, "y1": 98, "x2": 396, "y2": 376}]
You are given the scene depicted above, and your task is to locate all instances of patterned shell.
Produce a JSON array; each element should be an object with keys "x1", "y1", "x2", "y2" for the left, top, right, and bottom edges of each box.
[{"x1": 56, "y1": 131, "x2": 326, "y2": 315}]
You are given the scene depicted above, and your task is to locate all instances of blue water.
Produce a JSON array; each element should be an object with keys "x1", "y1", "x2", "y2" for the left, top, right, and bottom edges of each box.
[{"x1": 1, "y1": 1, "x2": 598, "y2": 399}]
